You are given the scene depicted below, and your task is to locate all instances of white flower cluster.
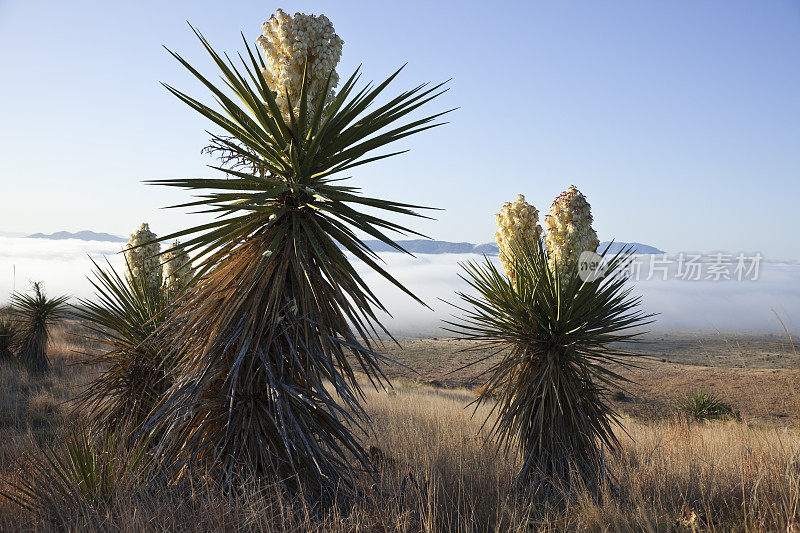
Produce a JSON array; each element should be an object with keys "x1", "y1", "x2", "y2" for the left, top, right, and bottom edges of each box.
[
  {"x1": 544, "y1": 185, "x2": 599, "y2": 280},
  {"x1": 494, "y1": 194, "x2": 543, "y2": 282},
  {"x1": 256, "y1": 9, "x2": 343, "y2": 122},
  {"x1": 162, "y1": 240, "x2": 191, "y2": 293},
  {"x1": 124, "y1": 223, "x2": 161, "y2": 294}
]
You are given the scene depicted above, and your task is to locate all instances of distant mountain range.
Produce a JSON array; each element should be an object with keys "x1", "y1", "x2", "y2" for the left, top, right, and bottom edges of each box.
[
  {"x1": 360, "y1": 239, "x2": 488, "y2": 254},
  {"x1": 26, "y1": 230, "x2": 125, "y2": 243},
  {"x1": 359, "y1": 240, "x2": 664, "y2": 255},
  {"x1": 597, "y1": 241, "x2": 664, "y2": 255},
  {"x1": 17, "y1": 231, "x2": 663, "y2": 255}
]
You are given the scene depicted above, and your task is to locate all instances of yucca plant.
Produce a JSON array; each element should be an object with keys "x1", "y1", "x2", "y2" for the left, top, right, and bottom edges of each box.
[
  {"x1": 448, "y1": 191, "x2": 652, "y2": 498},
  {"x1": 142, "y1": 17, "x2": 450, "y2": 496},
  {"x1": 0, "y1": 317, "x2": 16, "y2": 361},
  {"x1": 0, "y1": 428, "x2": 151, "y2": 521},
  {"x1": 11, "y1": 282, "x2": 69, "y2": 374},
  {"x1": 673, "y1": 391, "x2": 736, "y2": 421},
  {"x1": 72, "y1": 258, "x2": 173, "y2": 435}
]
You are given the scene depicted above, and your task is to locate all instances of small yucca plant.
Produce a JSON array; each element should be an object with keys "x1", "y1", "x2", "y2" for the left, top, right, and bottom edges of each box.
[
  {"x1": 0, "y1": 317, "x2": 17, "y2": 360},
  {"x1": 142, "y1": 15, "x2": 450, "y2": 496},
  {"x1": 0, "y1": 428, "x2": 151, "y2": 521},
  {"x1": 72, "y1": 258, "x2": 174, "y2": 435},
  {"x1": 673, "y1": 391, "x2": 736, "y2": 421},
  {"x1": 449, "y1": 191, "x2": 652, "y2": 498},
  {"x1": 11, "y1": 282, "x2": 69, "y2": 374}
]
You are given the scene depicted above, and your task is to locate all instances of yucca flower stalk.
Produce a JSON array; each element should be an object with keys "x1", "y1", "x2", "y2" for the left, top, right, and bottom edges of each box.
[
  {"x1": 495, "y1": 194, "x2": 542, "y2": 284},
  {"x1": 448, "y1": 191, "x2": 652, "y2": 499},
  {"x1": 143, "y1": 15, "x2": 450, "y2": 496},
  {"x1": 124, "y1": 223, "x2": 162, "y2": 296},
  {"x1": 72, "y1": 258, "x2": 175, "y2": 436},
  {"x1": 544, "y1": 185, "x2": 600, "y2": 282},
  {"x1": 256, "y1": 9, "x2": 343, "y2": 121},
  {"x1": 161, "y1": 240, "x2": 192, "y2": 295},
  {"x1": 11, "y1": 282, "x2": 69, "y2": 374}
]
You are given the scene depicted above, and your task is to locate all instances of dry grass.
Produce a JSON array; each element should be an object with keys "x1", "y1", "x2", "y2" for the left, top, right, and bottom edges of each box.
[
  {"x1": 380, "y1": 337, "x2": 800, "y2": 423},
  {"x1": 0, "y1": 322, "x2": 798, "y2": 530},
  {"x1": 0, "y1": 369, "x2": 798, "y2": 531}
]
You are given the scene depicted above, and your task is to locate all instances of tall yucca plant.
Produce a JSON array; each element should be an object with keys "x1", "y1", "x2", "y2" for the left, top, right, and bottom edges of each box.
[
  {"x1": 11, "y1": 282, "x2": 69, "y2": 374},
  {"x1": 448, "y1": 242, "x2": 652, "y2": 497},
  {"x1": 72, "y1": 259, "x2": 173, "y2": 435},
  {"x1": 143, "y1": 28, "x2": 450, "y2": 495}
]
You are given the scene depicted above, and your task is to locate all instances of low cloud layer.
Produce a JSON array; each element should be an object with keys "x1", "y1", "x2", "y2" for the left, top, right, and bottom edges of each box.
[
  {"x1": 2, "y1": 237, "x2": 798, "y2": 336},
  {"x1": 0, "y1": 236, "x2": 124, "y2": 301},
  {"x1": 350, "y1": 253, "x2": 800, "y2": 336}
]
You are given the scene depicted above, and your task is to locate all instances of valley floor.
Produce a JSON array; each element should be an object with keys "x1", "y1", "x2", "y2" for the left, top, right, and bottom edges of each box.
[{"x1": 378, "y1": 332, "x2": 800, "y2": 423}]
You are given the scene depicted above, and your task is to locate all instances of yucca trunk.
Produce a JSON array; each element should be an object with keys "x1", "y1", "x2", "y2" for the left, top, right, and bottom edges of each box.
[
  {"x1": 83, "y1": 347, "x2": 170, "y2": 434},
  {"x1": 18, "y1": 326, "x2": 50, "y2": 374},
  {"x1": 0, "y1": 320, "x2": 16, "y2": 361},
  {"x1": 510, "y1": 345, "x2": 611, "y2": 490},
  {"x1": 151, "y1": 223, "x2": 381, "y2": 492}
]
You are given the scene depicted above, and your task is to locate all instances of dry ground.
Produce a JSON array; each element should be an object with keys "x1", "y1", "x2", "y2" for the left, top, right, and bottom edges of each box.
[
  {"x1": 376, "y1": 332, "x2": 800, "y2": 423},
  {"x1": 0, "y1": 322, "x2": 799, "y2": 531}
]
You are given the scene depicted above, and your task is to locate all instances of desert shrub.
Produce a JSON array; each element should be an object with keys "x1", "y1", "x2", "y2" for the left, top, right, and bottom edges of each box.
[
  {"x1": 673, "y1": 391, "x2": 737, "y2": 421},
  {"x1": 141, "y1": 12, "x2": 449, "y2": 497},
  {"x1": 11, "y1": 282, "x2": 69, "y2": 374},
  {"x1": 610, "y1": 390, "x2": 626, "y2": 402},
  {"x1": 449, "y1": 190, "x2": 652, "y2": 498}
]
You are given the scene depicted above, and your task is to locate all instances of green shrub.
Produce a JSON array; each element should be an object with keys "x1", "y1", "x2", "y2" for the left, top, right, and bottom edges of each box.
[{"x1": 673, "y1": 391, "x2": 736, "y2": 421}]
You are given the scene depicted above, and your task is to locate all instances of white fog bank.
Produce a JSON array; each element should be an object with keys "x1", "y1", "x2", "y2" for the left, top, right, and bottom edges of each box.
[
  {"x1": 0, "y1": 236, "x2": 125, "y2": 301},
  {"x1": 1, "y1": 237, "x2": 798, "y2": 336}
]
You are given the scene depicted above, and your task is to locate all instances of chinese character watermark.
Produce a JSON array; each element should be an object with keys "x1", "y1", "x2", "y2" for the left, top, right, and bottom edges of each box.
[{"x1": 577, "y1": 251, "x2": 763, "y2": 282}]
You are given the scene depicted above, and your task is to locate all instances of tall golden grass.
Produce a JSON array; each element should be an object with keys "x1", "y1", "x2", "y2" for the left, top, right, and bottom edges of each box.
[{"x1": 1, "y1": 362, "x2": 798, "y2": 532}]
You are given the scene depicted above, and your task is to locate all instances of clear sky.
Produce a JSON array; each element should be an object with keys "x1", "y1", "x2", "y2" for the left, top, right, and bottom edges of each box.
[{"x1": 1, "y1": 1, "x2": 799, "y2": 258}]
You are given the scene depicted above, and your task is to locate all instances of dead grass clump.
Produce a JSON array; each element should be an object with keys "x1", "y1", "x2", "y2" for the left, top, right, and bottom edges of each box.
[{"x1": 0, "y1": 360, "x2": 90, "y2": 466}]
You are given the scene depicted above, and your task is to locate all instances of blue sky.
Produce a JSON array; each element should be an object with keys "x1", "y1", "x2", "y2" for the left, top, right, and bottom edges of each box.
[{"x1": 1, "y1": 1, "x2": 799, "y2": 258}]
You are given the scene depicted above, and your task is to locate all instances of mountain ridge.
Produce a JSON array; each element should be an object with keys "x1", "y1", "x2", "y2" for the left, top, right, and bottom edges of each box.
[
  {"x1": 26, "y1": 230, "x2": 126, "y2": 243},
  {"x1": 18, "y1": 231, "x2": 663, "y2": 255},
  {"x1": 357, "y1": 240, "x2": 664, "y2": 255}
]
